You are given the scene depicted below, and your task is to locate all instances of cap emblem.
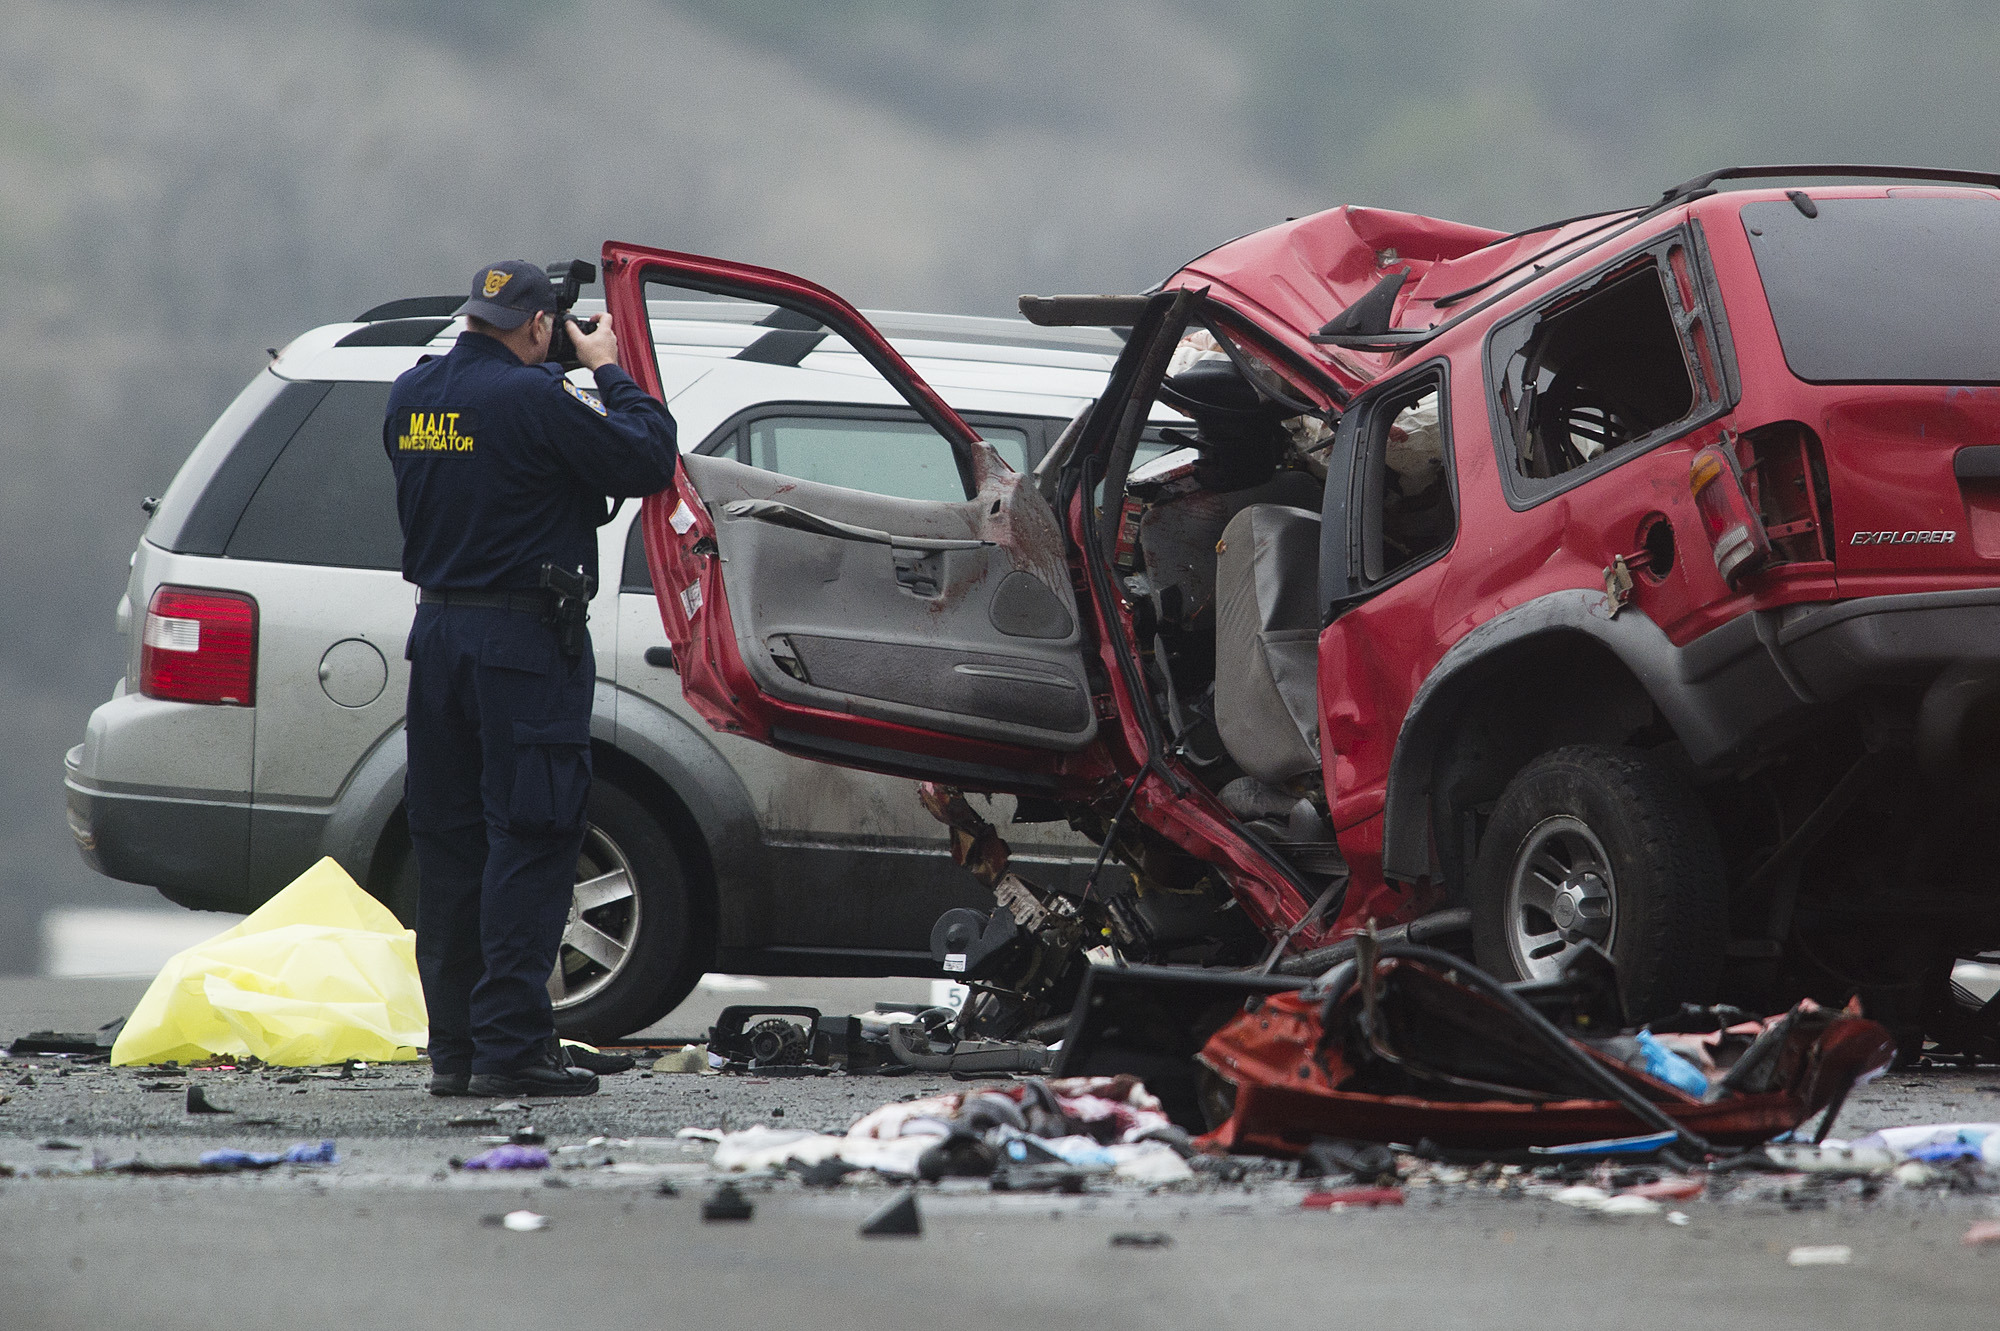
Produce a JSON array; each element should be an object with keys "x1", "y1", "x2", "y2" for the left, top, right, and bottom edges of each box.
[{"x1": 482, "y1": 269, "x2": 513, "y2": 297}]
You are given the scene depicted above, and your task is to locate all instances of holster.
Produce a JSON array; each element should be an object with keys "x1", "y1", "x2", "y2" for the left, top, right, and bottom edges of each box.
[{"x1": 537, "y1": 563, "x2": 596, "y2": 660}]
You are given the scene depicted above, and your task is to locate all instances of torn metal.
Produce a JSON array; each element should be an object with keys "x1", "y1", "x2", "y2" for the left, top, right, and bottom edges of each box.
[{"x1": 1196, "y1": 943, "x2": 1896, "y2": 1156}]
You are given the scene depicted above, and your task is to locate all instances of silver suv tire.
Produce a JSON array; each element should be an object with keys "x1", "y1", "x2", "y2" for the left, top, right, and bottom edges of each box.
[{"x1": 552, "y1": 779, "x2": 711, "y2": 1042}]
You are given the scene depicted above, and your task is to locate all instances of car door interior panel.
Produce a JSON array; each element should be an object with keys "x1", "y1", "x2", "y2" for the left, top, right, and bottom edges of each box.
[{"x1": 682, "y1": 452, "x2": 1097, "y2": 751}]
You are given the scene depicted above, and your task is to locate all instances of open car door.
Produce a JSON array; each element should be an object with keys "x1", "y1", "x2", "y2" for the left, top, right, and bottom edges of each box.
[{"x1": 604, "y1": 243, "x2": 1111, "y2": 796}]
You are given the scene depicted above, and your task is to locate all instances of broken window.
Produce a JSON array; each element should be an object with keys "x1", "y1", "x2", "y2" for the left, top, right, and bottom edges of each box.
[
  {"x1": 1489, "y1": 248, "x2": 1708, "y2": 487},
  {"x1": 1358, "y1": 376, "x2": 1454, "y2": 584}
]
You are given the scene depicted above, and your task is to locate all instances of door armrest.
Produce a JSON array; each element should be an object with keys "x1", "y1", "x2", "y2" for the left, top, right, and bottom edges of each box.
[{"x1": 721, "y1": 499, "x2": 989, "y2": 551}]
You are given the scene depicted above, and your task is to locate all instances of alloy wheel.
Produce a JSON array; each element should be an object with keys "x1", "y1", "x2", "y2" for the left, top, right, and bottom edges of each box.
[
  {"x1": 1503, "y1": 814, "x2": 1617, "y2": 981},
  {"x1": 547, "y1": 823, "x2": 643, "y2": 1008}
]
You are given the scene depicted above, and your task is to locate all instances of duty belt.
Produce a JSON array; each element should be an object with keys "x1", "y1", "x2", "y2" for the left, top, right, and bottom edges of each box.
[{"x1": 419, "y1": 588, "x2": 558, "y2": 614}]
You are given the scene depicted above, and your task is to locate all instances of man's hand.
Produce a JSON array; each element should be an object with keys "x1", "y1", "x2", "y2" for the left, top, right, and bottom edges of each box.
[{"x1": 569, "y1": 315, "x2": 619, "y2": 372}]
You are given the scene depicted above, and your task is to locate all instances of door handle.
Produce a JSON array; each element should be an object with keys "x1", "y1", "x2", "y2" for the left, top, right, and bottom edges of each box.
[
  {"x1": 893, "y1": 549, "x2": 942, "y2": 597},
  {"x1": 1954, "y1": 445, "x2": 2000, "y2": 480}
]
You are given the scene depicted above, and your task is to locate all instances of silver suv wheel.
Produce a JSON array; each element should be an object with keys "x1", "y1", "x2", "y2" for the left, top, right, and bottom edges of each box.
[
  {"x1": 548, "y1": 824, "x2": 643, "y2": 1008},
  {"x1": 1503, "y1": 814, "x2": 1616, "y2": 981}
]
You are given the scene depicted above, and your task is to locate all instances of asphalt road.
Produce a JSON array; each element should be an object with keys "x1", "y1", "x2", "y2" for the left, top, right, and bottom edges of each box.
[{"x1": 3, "y1": 977, "x2": 1998, "y2": 1330}]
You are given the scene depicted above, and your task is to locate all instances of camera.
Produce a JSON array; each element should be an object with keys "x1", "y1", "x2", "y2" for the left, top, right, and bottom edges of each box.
[{"x1": 543, "y1": 259, "x2": 599, "y2": 369}]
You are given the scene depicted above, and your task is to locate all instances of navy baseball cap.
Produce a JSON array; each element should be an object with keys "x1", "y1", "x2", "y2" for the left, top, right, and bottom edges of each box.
[{"x1": 454, "y1": 260, "x2": 557, "y2": 329}]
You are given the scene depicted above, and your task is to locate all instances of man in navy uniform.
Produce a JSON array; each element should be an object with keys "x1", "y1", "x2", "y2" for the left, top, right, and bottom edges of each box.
[{"x1": 385, "y1": 260, "x2": 677, "y2": 1097}]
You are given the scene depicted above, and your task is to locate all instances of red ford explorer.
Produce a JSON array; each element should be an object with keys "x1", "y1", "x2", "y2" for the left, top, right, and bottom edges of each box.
[{"x1": 611, "y1": 167, "x2": 2000, "y2": 1049}]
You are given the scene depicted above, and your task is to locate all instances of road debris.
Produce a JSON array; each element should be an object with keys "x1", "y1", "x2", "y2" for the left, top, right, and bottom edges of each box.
[
  {"x1": 1109, "y1": 1232, "x2": 1174, "y2": 1248},
  {"x1": 652, "y1": 1046, "x2": 711, "y2": 1074},
  {"x1": 693, "y1": 1076, "x2": 1190, "y2": 1190},
  {"x1": 1763, "y1": 1143, "x2": 1897, "y2": 1175},
  {"x1": 199, "y1": 1141, "x2": 337, "y2": 1170},
  {"x1": 110, "y1": 857, "x2": 425, "y2": 1068},
  {"x1": 458, "y1": 1145, "x2": 550, "y2": 1171},
  {"x1": 1552, "y1": 1185, "x2": 1613, "y2": 1210},
  {"x1": 1963, "y1": 1219, "x2": 2000, "y2": 1247},
  {"x1": 1848, "y1": 1123, "x2": 1999, "y2": 1165},
  {"x1": 7, "y1": 1018, "x2": 125, "y2": 1056},
  {"x1": 858, "y1": 1190, "x2": 922, "y2": 1237},
  {"x1": 559, "y1": 1042, "x2": 635, "y2": 1076},
  {"x1": 1298, "y1": 1137, "x2": 1399, "y2": 1184},
  {"x1": 1624, "y1": 1177, "x2": 1705, "y2": 1201},
  {"x1": 1197, "y1": 941, "x2": 1895, "y2": 1156},
  {"x1": 702, "y1": 1182, "x2": 754, "y2": 1221},
  {"x1": 1596, "y1": 1194, "x2": 1664, "y2": 1217},
  {"x1": 1786, "y1": 1245, "x2": 1853, "y2": 1267},
  {"x1": 184, "y1": 1084, "x2": 232, "y2": 1114},
  {"x1": 1300, "y1": 1187, "x2": 1405, "y2": 1209},
  {"x1": 484, "y1": 1210, "x2": 547, "y2": 1233}
]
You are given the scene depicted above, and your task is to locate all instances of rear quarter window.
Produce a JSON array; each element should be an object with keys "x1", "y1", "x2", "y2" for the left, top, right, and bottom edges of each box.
[
  {"x1": 224, "y1": 381, "x2": 402, "y2": 569},
  {"x1": 146, "y1": 372, "x2": 332, "y2": 556},
  {"x1": 1741, "y1": 194, "x2": 2000, "y2": 383},
  {"x1": 1485, "y1": 228, "x2": 1732, "y2": 504}
]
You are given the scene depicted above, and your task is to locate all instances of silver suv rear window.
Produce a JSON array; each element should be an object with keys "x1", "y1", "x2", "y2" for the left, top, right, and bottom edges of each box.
[
  {"x1": 226, "y1": 382, "x2": 400, "y2": 569},
  {"x1": 146, "y1": 372, "x2": 329, "y2": 555},
  {"x1": 1742, "y1": 195, "x2": 2000, "y2": 383}
]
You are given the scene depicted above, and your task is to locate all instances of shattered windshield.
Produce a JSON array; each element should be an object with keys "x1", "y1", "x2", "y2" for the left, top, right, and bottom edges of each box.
[{"x1": 1742, "y1": 194, "x2": 2000, "y2": 383}]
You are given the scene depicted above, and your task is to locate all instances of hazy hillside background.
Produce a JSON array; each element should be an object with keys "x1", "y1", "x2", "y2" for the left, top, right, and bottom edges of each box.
[{"x1": 5, "y1": 0, "x2": 2000, "y2": 970}]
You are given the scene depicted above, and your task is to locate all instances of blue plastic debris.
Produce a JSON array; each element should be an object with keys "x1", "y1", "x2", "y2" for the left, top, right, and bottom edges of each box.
[
  {"x1": 1527, "y1": 1130, "x2": 1680, "y2": 1158},
  {"x1": 1634, "y1": 1031, "x2": 1709, "y2": 1098},
  {"x1": 459, "y1": 1144, "x2": 550, "y2": 1171},
  {"x1": 198, "y1": 1140, "x2": 338, "y2": 1169},
  {"x1": 1906, "y1": 1140, "x2": 1984, "y2": 1163}
]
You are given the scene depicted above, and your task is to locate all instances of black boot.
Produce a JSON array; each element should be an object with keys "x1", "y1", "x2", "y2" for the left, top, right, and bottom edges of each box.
[
  {"x1": 428, "y1": 1069, "x2": 472, "y2": 1097},
  {"x1": 467, "y1": 1041, "x2": 598, "y2": 1098}
]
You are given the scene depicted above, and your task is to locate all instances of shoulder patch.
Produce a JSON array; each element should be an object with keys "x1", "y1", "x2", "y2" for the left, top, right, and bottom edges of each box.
[{"x1": 561, "y1": 379, "x2": 608, "y2": 416}]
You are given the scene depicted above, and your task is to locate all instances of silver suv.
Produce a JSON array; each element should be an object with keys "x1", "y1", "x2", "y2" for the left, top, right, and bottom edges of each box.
[{"x1": 64, "y1": 290, "x2": 1123, "y2": 1038}]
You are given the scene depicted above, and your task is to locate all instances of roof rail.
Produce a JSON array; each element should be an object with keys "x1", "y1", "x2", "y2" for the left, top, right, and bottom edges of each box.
[
  {"x1": 335, "y1": 317, "x2": 454, "y2": 348},
  {"x1": 1018, "y1": 294, "x2": 1152, "y2": 328},
  {"x1": 355, "y1": 296, "x2": 463, "y2": 322},
  {"x1": 1659, "y1": 164, "x2": 2000, "y2": 205}
]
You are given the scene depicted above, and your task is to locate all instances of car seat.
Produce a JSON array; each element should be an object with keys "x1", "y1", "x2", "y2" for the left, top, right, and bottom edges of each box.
[{"x1": 1213, "y1": 504, "x2": 1322, "y2": 785}]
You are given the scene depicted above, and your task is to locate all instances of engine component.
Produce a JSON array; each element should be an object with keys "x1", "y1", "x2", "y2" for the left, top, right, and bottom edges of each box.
[
  {"x1": 929, "y1": 906, "x2": 1021, "y2": 979},
  {"x1": 744, "y1": 1017, "x2": 809, "y2": 1066}
]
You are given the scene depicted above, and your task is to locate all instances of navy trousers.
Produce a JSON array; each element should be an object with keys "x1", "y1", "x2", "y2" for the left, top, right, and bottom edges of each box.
[{"x1": 403, "y1": 603, "x2": 593, "y2": 1075}]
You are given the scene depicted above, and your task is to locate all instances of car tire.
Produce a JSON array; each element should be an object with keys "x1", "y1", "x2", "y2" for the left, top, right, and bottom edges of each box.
[
  {"x1": 1470, "y1": 744, "x2": 1726, "y2": 1021},
  {"x1": 550, "y1": 779, "x2": 711, "y2": 1043}
]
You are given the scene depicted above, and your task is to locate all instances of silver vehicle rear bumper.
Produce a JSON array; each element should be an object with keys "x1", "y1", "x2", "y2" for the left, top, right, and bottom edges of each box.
[{"x1": 65, "y1": 745, "x2": 256, "y2": 911}]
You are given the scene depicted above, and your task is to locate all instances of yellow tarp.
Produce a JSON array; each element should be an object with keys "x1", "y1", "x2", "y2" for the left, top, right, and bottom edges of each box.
[{"x1": 110, "y1": 857, "x2": 428, "y2": 1067}]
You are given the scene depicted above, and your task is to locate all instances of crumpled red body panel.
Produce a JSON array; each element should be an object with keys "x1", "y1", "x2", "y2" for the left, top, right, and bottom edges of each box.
[{"x1": 1196, "y1": 986, "x2": 1895, "y2": 1155}]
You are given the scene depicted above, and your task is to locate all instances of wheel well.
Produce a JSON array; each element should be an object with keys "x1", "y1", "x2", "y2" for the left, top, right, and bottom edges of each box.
[
  {"x1": 590, "y1": 740, "x2": 721, "y2": 963},
  {"x1": 366, "y1": 805, "x2": 417, "y2": 924},
  {"x1": 1424, "y1": 633, "x2": 1665, "y2": 895}
]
